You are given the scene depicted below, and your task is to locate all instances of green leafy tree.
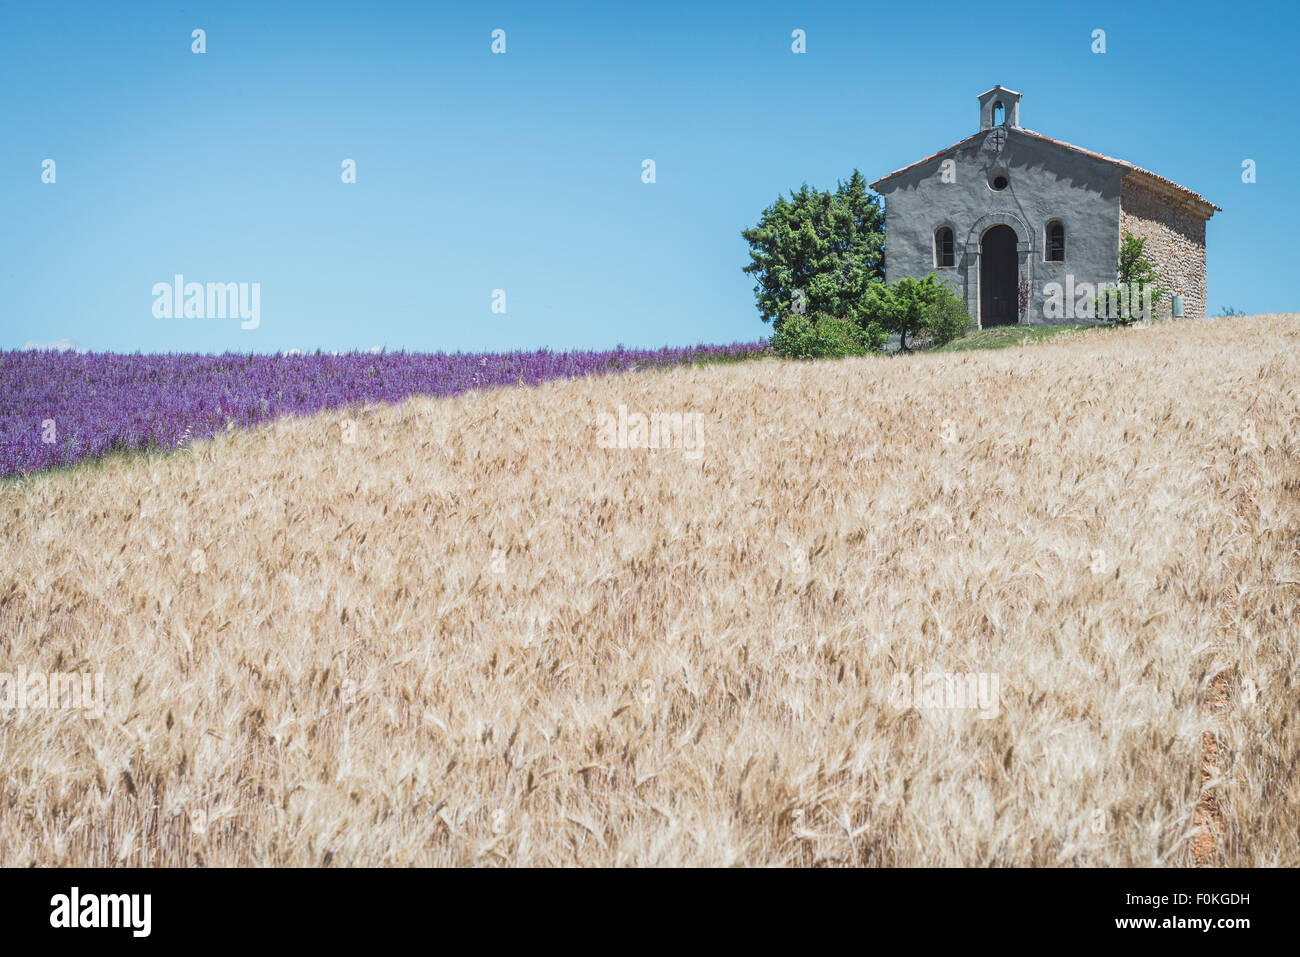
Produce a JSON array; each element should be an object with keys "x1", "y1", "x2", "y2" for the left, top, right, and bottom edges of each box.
[
  {"x1": 864, "y1": 275, "x2": 970, "y2": 350},
  {"x1": 742, "y1": 170, "x2": 885, "y2": 335},
  {"x1": 1096, "y1": 232, "x2": 1166, "y2": 325}
]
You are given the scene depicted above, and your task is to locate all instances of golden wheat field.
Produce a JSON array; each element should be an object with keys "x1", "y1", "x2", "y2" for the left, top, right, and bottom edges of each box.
[{"x1": 1, "y1": 314, "x2": 1297, "y2": 867}]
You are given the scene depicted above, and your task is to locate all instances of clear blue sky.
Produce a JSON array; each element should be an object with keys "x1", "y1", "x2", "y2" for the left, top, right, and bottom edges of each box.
[{"x1": 1, "y1": 0, "x2": 1293, "y2": 354}]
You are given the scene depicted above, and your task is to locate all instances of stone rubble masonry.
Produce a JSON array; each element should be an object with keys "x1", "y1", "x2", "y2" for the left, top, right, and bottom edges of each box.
[{"x1": 1119, "y1": 176, "x2": 1209, "y2": 320}]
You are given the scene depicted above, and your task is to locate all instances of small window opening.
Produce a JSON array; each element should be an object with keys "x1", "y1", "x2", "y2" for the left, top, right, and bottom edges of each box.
[
  {"x1": 1046, "y1": 220, "x2": 1065, "y2": 261},
  {"x1": 935, "y1": 226, "x2": 955, "y2": 268}
]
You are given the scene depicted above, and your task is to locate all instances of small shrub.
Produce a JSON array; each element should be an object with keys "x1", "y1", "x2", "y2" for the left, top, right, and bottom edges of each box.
[
  {"x1": 769, "y1": 313, "x2": 884, "y2": 360},
  {"x1": 926, "y1": 293, "x2": 973, "y2": 347}
]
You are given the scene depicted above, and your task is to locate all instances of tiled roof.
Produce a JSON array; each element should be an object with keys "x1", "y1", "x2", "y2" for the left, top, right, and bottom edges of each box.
[
  {"x1": 869, "y1": 131, "x2": 986, "y2": 191},
  {"x1": 870, "y1": 127, "x2": 1220, "y2": 216}
]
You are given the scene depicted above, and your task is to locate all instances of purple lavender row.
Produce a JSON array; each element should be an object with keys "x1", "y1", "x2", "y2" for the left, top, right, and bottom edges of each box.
[{"x1": 0, "y1": 343, "x2": 768, "y2": 478}]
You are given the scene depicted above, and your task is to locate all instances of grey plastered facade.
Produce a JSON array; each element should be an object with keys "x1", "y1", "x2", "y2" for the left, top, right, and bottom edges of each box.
[{"x1": 870, "y1": 86, "x2": 1219, "y2": 326}]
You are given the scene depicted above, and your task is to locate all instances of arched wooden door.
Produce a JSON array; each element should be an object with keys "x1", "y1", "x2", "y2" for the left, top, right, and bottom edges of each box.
[{"x1": 980, "y1": 225, "x2": 1018, "y2": 327}]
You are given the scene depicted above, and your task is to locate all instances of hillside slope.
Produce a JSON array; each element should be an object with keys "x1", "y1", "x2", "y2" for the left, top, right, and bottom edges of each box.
[{"x1": 2, "y1": 315, "x2": 1297, "y2": 866}]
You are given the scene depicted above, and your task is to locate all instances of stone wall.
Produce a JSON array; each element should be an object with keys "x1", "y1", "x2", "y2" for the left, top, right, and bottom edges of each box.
[{"x1": 1119, "y1": 177, "x2": 1209, "y2": 319}]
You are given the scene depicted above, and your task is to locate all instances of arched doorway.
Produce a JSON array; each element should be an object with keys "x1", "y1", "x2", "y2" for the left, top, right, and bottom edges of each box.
[{"x1": 980, "y1": 225, "x2": 1018, "y2": 327}]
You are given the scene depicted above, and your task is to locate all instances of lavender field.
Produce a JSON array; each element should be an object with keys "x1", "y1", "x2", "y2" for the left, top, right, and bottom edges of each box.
[{"x1": 0, "y1": 343, "x2": 767, "y2": 478}]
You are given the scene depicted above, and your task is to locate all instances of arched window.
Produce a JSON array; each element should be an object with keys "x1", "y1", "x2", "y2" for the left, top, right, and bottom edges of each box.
[
  {"x1": 1046, "y1": 220, "x2": 1065, "y2": 262},
  {"x1": 935, "y1": 226, "x2": 955, "y2": 268},
  {"x1": 992, "y1": 101, "x2": 1005, "y2": 126}
]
